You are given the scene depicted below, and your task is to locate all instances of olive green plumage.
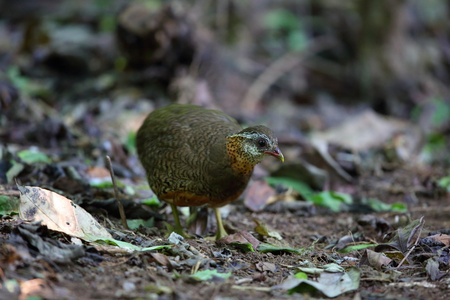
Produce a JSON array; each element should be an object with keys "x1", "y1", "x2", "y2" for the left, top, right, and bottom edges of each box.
[{"x1": 136, "y1": 104, "x2": 283, "y2": 239}]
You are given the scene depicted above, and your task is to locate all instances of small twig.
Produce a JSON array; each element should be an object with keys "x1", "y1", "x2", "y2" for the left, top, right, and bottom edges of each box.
[
  {"x1": 106, "y1": 155, "x2": 129, "y2": 230},
  {"x1": 396, "y1": 217, "x2": 424, "y2": 268},
  {"x1": 191, "y1": 260, "x2": 201, "y2": 275},
  {"x1": 349, "y1": 231, "x2": 364, "y2": 259},
  {"x1": 232, "y1": 286, "x2": 271, "y2": 292}
]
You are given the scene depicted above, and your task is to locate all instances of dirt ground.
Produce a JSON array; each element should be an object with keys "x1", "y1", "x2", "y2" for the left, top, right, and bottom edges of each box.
[{"x1": 1, "y1": 164, "x2": 449, "y2": 299}]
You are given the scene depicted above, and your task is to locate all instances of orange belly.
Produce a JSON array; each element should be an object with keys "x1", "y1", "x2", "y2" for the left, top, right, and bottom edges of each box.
[{"x1": 160, "y1": 189, "x2": 244, "y2": 208}]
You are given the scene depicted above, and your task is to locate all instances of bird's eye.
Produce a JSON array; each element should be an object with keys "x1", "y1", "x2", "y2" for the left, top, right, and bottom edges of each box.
[{"x1": 257, "y1": 139, "x2": 267, "y2": 148}]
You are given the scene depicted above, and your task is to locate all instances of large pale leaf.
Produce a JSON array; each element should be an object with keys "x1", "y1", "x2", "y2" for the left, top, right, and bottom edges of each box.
[{"x1": 18, "y1": 185, "x2": 112, "y2": 241}]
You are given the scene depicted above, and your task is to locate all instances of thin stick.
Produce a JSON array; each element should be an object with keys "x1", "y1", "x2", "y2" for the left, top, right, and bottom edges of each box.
[
  {"x1": 396, "y1": 218, "x2": 424, "y2": 268},
  {"x1": 106, "y1": 155, "x2": 129, "y2": 230}
]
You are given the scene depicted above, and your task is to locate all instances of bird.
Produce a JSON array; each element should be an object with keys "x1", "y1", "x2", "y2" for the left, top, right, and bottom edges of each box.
[{"x1": 136, "y1": 104, "x2": 284, "y2": 240}]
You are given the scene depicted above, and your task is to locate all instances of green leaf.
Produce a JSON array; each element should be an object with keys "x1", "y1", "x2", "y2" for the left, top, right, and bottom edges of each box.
[
  {"x1": 17, "y1": 149, "x2": 51, "y2": 164},
  {"x1": 338, "y1": 243, "x2": 378, "y2": 254},
  {"x1": 89, "y1": 179, "x2": 125, "y2": 189},
  {"x1": 123, "y1": 185, "x2": 135, "y2": 195},
  {"x1": 6, "y1": 160, "x2": 24, "y2": 183},
  {"x1": 0, "y1": 195, "x2": 19, "y2": 215},
  {"x1": 364, "y1": 198, "x2": 407, "y2": 212},
  {"x1": 99, "y1": 15, "x2": 116, "y2": 32},
  {"x1": 126, "y1": 218, "x2": 154, "y2": 230},
  {"x1": 438, "y1": 176, "x2": 450, "y2": 192},
  {"x1": 265, "y1": 177, "x2": 355, "y2": 212},
  {"x1": 390, "y1": 203, "x2": 408, "y2": 212},
  {"x1": 115, "y1": 56, "x2": 128, "y2": 71},
  {"x1": 23, "y1": 296, "x2": 42, "y2": 300},
  {"x1": 421, "y1": 132, "x2": 448, "y2": 163},
  {"x1": 190, "y1": 269, "x2": 231, "y2": 281},
  {"x1": 412, "y1": 97, "x2": 450, "y2": 128},
  {"x1": 288, "y1": 31, "x2": 308, "y2": 52},
  {"x1": 257, "y1": 242, "x2": 305, "y2": 255},
  {"x1": 7, "y1": 67, "x2": 28, "y2": 91},
  {"x1": 142, "y1": 196, "x2": 161, "y2": 207},
  {"x1": 310, "y1": 191, "x2": 353, "y2": 212},
  {"x1": 294, "y1": 272, "x2": 308, "y2": 279},
  {"x1": 3, "y1": 279, "x2": 20, "y2": 294},
  {"x1": 7, "y1": 66, "x2": 50, "y2": 98},
  {"x1": 89, "y1": 180, "x2": 112, "y2": 188},
  {"x1": 263, "y1": 9, "x2": 301, "y2": 31},
  {"x1": 93, "y1": 237, "x2": 141, "y2": 250},
  {"x1": 230, "y1": 242, "x2": 254, "y2": 253},
  {"x1": 265, "y1": 177, "x2": 314, "y2": 200},
  {"x1": 430, "y1": 97, "x2": 450, "y2": 128},
  {"x1": 141, "y1": 245, "x2": 173, "y2": 252},
  {"x1": 125, "y1": 131, "x2": 137, "y2": 154}
]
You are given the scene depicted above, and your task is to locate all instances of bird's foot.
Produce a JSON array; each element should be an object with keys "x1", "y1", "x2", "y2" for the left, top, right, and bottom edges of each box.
[
  {"x1": 215, "y1": 226, "x2": 228, "y2": 240},
  {"x1": 203, "y1": 229, "x2": 228, "y2": 241},
  {"x1": 213, "y1": 207, "x2": 228, "y2": 240}
]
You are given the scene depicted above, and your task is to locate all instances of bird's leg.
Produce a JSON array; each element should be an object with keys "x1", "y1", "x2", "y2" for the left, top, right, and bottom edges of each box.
[
  {"x1": 166, "y1": 204, "x2": 192, "y2": 238},
  {"x1": 214, "y1": 207, "x2": 228, "y2": 240}
]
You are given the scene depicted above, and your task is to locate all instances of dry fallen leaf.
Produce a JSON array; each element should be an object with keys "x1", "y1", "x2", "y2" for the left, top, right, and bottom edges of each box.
[
  {"x1": 20, "y1": 279, "x2": 54, "y2": 300},
  {"x1": 18, "y1": 185, "x2": 112, "y2": 241},
  {"x1": 86, "y1": 166, "x2": 111, "y2": 179},
  {"x1": 360, "y1": 249, "x2": 392, "y2": 270},
  {"x1": 254, "y1": 219, "x2": 282, "y2": 240},
  {"x1": 244, "y1": 180, "x2": 276, "y2": 212},
  {"x1": 220, "y1": 231, "x2": 260, "y2": 251},
  {"x1": 425, "y1": 258, "x2": 446, "y2": 281},
  {"x1": 151, "y1": 252, "x2": 173, "y2": 270},
  {"x1": 255, "y1": 261, "x2": 277, "y2": 273},
  {"x1": 311, "y1": 109, "x2": 423, "y2": 153},
  {"x1": 425, "y1": 234, "x2": 450, "y2": 246}
]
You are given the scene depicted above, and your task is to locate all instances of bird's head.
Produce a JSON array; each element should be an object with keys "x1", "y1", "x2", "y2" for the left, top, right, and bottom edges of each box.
[{"x1": 227, "y1": 125, "x2": 284, "y2": 166}]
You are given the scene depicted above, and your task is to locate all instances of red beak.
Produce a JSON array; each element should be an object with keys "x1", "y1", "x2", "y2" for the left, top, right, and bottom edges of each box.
[{"x1": 264, "y1": 147, "x2": 284, "y2": 162}]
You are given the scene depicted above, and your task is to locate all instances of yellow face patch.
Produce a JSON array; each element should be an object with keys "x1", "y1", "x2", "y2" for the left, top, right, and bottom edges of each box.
[{"x1": 225, "y1": 135, "x2": 260, "y2": 176}]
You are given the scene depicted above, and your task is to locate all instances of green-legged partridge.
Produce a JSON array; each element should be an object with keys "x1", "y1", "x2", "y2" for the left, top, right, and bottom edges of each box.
[{"x1": 136, "y1": 104, "x2": 283, "y2": 240}]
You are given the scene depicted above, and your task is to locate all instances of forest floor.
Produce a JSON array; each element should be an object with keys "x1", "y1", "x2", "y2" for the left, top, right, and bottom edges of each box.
[{"x1": 1, "y1": 162, "x2": 449, "y2": 299}]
